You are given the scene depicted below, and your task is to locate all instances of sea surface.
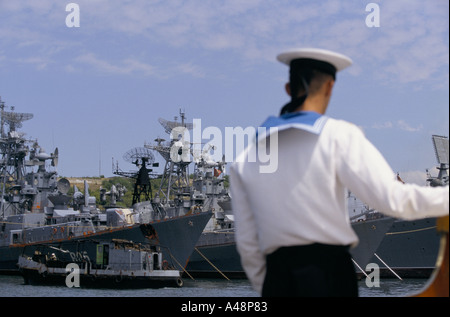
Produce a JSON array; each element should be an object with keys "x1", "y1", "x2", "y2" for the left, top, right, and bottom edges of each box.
[{"x1": 0, "y1": 274, "x2": 429, "y2": 298}]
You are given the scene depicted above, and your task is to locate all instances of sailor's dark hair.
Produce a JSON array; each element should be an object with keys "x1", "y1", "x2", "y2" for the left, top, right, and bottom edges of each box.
[{"x1": 279, "y1": 59, "x2": 337, "y2": 115}]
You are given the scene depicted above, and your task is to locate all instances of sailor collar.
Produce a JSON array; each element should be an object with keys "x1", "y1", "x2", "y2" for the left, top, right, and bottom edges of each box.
[{"x1": 257, "y1": 111, "x2": 328, "y2": 140}]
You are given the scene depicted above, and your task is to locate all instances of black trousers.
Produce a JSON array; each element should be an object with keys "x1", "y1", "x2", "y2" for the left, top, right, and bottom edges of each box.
[{"x1": 262, "y1": 244, "x2": 358, "y2": 297}]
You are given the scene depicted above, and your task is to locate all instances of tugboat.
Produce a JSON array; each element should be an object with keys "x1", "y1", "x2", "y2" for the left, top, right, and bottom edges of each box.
[
  {"x1": 0, "y1": 98, "x2": 211, "y2": 275},
  {"x1": 18, "y1": 239, "x2": 183, "y2": 288}
]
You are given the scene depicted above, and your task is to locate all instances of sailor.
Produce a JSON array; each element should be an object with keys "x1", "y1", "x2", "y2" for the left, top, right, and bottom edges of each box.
[{"x1": 229, "y1": 48, "x2": 449, "y2": 297}]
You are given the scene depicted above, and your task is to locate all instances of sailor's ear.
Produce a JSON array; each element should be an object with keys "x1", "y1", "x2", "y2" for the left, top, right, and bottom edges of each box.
[
  {"x1": 324, "y1": 79, "x2": 334, "y2": 98},
  {"x1": 285, "y1": 83, "x2": 291, "y2": 97}
]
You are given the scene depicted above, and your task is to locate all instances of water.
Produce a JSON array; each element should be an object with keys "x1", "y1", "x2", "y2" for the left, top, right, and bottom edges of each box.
[{"x1": 0, "y1": 274, "x2": 429, "y2": 297}]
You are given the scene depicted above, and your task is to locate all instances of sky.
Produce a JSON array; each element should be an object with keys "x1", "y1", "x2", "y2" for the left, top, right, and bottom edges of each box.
[{"x1": 0, "y1": 0, "x2": 448, "y2": 185}]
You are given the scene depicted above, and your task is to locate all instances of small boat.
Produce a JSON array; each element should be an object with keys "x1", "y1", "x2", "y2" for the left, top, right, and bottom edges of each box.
[{"x1": 18, "y1": 239, "x2": 183, "y2": 288}]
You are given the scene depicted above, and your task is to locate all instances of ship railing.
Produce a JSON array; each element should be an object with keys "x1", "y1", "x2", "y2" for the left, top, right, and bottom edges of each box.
[{"x1": 197, "y1": 229, "x2": 235, "y2": 247}]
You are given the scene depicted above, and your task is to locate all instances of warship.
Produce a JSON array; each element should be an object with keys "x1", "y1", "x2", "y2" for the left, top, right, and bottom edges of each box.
[{"x1": 0, "y1": 99, "x2": 211, "y2": 276}]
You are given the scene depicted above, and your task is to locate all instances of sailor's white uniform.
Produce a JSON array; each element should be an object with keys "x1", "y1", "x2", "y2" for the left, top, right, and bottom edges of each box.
[{"x1": 229, "y1": 112, "x2": 449, "y2": 295}]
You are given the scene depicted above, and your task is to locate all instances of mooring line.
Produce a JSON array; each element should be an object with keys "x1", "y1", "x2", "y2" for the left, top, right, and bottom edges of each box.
[
  {"x1": 351, "y1": 258, "x2": 368, "y2": 277},
  {"x1": 195, "y1": 247, "x2": 230, "y2": 281},
  {"x1": 374, "y1": 253, "x2": 402, "y2": 280},
  {"x1": 169, "y1": 253, "x2": 195, "y2": 281}
]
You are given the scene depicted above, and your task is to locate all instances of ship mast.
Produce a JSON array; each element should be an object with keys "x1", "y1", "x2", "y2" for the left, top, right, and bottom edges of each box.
[
  {"x1": 145, "y1": 109, "x2": 193, "y2": 205},
  {"x1": 114, "y1": 147, "x2": 157, "y2": 206},
  {"x1": 0, "y1": 99, "x2": 34, "y2": 217}
]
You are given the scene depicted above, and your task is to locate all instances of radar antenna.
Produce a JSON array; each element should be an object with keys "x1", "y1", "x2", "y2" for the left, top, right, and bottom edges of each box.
[
  {"x1": 0, "y1": 102, "x2": 35, "y2": 188},
  {"x1": 115, "y1": 147, "x2": 156, "y2": 205},
  {"x1": 2, "y1": 110, "x2": 33, "y2": 132},
  {"x1": 123, "y1": 147, "x2": 155, "y2": 166},
  {"x1": 432, "y1": 135, "x2": 449, "y2": 166},
  {"x1": 428, "y1": 135, "x2": 449, "y2": 187},
  {"x1": 145, "y1": 109, "x2": 193, "y2": 204},
  {"x1": 158, "y1": 108, "x2": 194, "y2": 135}
]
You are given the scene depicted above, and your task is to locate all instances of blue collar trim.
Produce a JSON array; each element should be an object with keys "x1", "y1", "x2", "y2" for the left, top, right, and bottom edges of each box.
[{"x1": 257, "y1": 111, "x2": 328, "y2": 140}]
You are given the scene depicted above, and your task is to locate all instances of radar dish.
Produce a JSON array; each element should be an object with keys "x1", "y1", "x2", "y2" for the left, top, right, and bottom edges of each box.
[
  {"x1": 432, "y1": 135, "x2": 449, "y2": 165},
  {"x1": 145, "y1": 142, "x2": 171, "y2": 162},
  {"x1": 158, "y1": 118, "x2": 193, "y2": 134},
  {"x1": 57, "y1": 178, "x2": 71, "y2": 194},
  {"x1": 3, "y1": 111, "x2": 33, "y2": 131},
  {"x1": 123, "y1": 147, "x2": 155, "y2": 165}
]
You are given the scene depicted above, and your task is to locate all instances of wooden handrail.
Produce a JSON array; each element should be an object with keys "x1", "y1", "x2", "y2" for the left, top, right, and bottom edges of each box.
[{"x1": 413, "y1": 215, "x2": 449, "y2": 297}]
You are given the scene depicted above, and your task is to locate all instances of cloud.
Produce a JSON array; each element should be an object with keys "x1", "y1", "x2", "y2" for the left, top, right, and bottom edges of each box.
[
  {"x1": 16, "y1": 57, "x2": 51, "y2": 70},
  {"x1": 371, "y1": 120, "x2": 423, "y2": 132},
  {"x1": 357, "y1": 1, "x2": 449, "y2": 86},
  {"x1": 73, "y1": 52, "x2": 206, "y2": 78},
  {"x1": 372, "y1": 121, "x2": 393, "y2": 130},
  {"x1": 1, "y1": 0, "x2": 448, "y2": 86},
  {"x1": 74, "y1": 53, "x2": 156, "y2": 76},
  {"x1": 397, "y1": 120, "x2": 423, "y2": 132},
  {"x1": 174, "y1": 63, "x2": 206, "y2": 78}
]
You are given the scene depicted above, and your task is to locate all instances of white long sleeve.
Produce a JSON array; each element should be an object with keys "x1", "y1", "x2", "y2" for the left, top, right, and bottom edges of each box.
[
  {"x1": 230, "y1": 167, "x2": 267, "y2": 294},
  {"x1": 334, "y1": 121, "x2": 449, "y2": 220}
]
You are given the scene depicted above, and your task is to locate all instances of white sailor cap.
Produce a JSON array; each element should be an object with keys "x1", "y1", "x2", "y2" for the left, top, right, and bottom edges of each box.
[{"x1": 277, "y1": 48, "x2": 352, "y2": 74}]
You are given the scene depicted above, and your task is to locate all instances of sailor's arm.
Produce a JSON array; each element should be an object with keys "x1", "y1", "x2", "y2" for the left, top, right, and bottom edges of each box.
[
  {"x1": 229, "y1": 165, "x2": 266, "y2": 295},
  {"x1": 335, "y1": 123, "x2": 449, "y2": 220}
]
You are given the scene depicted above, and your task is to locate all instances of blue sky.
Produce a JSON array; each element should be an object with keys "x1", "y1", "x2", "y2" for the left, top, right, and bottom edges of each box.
[{"x1": 0, "y1": 0, "x2": 448, "y2": 184}]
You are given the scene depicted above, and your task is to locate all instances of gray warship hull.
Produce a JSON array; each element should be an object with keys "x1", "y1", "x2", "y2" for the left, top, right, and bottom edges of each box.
[
  {"x1": 187, "y1": 230, "x2": 243, "y2": 278},
  {"x1": 185, "y1": 216, "x2": 395, "y2": 277},
  {"x1": 370, "y1": 217, "x2": 439, "y2": 277},
  {"x1": 0, "y1": 211, "x2": 212, "y2": 273}
]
